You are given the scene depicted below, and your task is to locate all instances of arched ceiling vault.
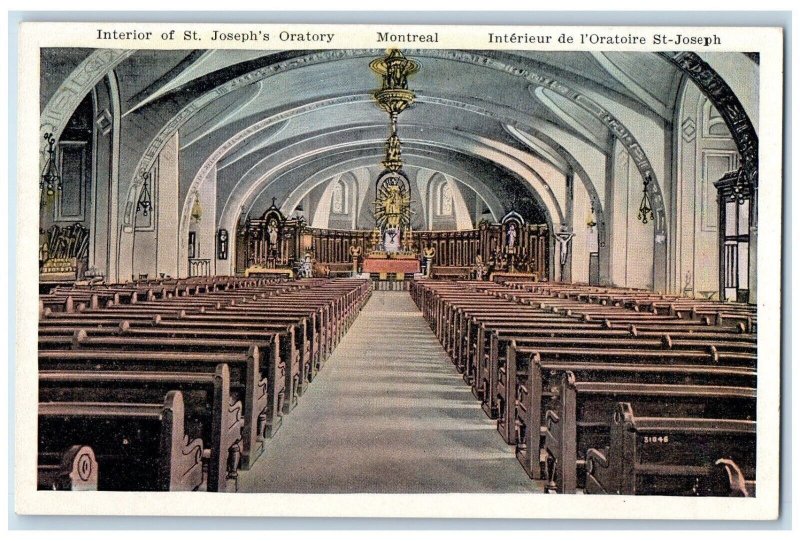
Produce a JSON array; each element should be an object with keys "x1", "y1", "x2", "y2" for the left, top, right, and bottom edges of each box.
[
  {"x1": 215, "y1": 125, "x2": 565, "y2": 234},
  {"x1": 116, "y1": 49, "x2": 673, "y2": 231},
  {"x1": 41, "y1": 47, "x2": 757, "y2": 246},
  {"x1": 181, "y1": 91, "x2": 600, "y2": 243},
  {"x1": 221, "y1": 142, "x2": 557, "y2": 236}
]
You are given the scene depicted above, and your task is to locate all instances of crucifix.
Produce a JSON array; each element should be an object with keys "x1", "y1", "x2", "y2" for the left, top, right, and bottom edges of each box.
[{"x1": 554, "y1": 226, "x2": 576, "y2": 270}]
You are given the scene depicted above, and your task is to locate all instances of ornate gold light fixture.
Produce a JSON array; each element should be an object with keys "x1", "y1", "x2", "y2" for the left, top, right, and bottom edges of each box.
[
  {"x1": 370, "y1": 49, "x2": 419, "y2": 236},
  {"x1": 190, "y1": 190, "x2": 203, "y2": 223},
  {"x1": 370, "y1": 49, "x2": 420, "y2": 172}
]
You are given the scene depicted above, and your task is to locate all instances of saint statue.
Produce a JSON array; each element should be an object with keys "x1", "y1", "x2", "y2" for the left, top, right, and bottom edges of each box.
[
  {"x1": 423, "y1": 245, "x2": 436, "y2": 277},
  {"x1": 474, "y1": 255, "x2": 488, "y2": 281},
  {"x1": 267, "y1": 219, "x2": 279, "y2": 250},
  {"x1": 39, "y1": 228, "x2": 49, "y2": 270},
  {"x1": 382, "y1": 184, "x2": 403, "y2": 229},
  {"x1": 298, "y1": 252, "x2": 313, "y2": 278},
  {"x1": 349, "y1": 244, "x2": 362, "y2": 274},
  {"x1": 506, "y1": 222, "x2": 517, "y2": 250}
]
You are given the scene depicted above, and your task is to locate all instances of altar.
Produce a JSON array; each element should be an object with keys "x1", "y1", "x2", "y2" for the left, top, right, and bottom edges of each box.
[{"x1": 362, "y1": 252, "x2": 420, "y2": 276}]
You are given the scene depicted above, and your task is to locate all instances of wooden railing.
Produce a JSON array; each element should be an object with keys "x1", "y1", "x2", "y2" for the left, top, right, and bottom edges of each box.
[
  {"x1": 188, "y1": 258, "x2": 211, "y2": 277},
  {"x1": 308, "y1": 224, "x2": 549, "y2": 278}
]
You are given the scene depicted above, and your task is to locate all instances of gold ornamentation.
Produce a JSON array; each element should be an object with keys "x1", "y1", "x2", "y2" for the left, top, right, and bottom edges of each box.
[
  {"x1": 370, "y1": 49, "x2": 420, "y2": 116},
  {"x1": 373, "y1": 177, "x2": 412, "y2": 230},
  {"x1": 370, "y1": 49, "x2": 419, "y2": 232}
]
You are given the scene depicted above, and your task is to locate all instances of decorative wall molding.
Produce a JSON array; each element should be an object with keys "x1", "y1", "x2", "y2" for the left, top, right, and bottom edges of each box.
[
  {"x1": 40, "y1": 49, "x2": 134, "y2": 161},
  {"x1": 681, "y1": 117, "x2": 697, "y2": 143},
  {"x1": 658, "y1": 51, "x2": 758, "y2": 190}
]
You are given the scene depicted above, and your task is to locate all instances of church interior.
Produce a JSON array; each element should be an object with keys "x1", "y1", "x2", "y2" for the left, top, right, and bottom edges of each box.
[{"x1": 36, "y1": 48, "x2": 759, "y2": 496}]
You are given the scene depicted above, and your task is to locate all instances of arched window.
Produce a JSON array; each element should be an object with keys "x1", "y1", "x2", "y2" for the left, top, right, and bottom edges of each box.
[
  {"x1": 331, "y1": 179, "x2": 348, "y2": 215},
  {"x1": 437, "y1": 182, "x2": 453, "y2": 216}
]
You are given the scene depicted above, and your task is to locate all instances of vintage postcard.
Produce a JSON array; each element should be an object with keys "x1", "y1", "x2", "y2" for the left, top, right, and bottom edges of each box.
[{"x1": 14, "y1": 21, "x2": 783, "y2": 520}]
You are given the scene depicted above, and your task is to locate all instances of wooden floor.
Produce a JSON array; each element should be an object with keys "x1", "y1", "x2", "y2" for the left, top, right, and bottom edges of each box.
[{"x1": 239, "y1": 290, "x2": 542, "y2": 493}]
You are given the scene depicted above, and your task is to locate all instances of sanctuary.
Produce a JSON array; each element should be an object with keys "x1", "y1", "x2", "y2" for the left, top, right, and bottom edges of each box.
[{"x1": 34, "y1": 45, "x2": 762, "y2": 499}]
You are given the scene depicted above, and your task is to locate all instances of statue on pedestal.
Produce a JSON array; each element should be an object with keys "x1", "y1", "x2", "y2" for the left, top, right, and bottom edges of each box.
[
  {"x1": 349, "y1": 244, "x2": 362, "y2": 274},
  {"x1": 506, "y1": 222, "x2": 517, "y2": 250},
  {"x1": 473, "y1": 255, "x2": 488, "y2": 280},
  {"x1": 422, "y1": 245, "x2": 436, "y2": 277},
  {"x1": 298, "y1": 252, "x2": 313, "y2": 278}
]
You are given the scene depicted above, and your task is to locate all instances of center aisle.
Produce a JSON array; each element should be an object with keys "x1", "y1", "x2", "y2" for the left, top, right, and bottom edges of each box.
[{"x1": 239, "y1": 290, "x2": 540, "y2": 493}]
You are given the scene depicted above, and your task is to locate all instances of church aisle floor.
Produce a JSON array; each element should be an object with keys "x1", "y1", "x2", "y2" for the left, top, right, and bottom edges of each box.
[{"x1": 239, "y1": 290, "x2": 542, "y2": 493}]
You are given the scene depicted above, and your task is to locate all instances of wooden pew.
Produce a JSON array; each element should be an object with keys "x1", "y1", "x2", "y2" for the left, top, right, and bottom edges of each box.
[
  {"x1": 38, "y1": 346, "x2": 267, "y2": 470},
  {"x1": 39, "y1": 363, "x2": 243, "y2": 492},
  {"x1": 412, "y1": 280, "x2": 758, "y2": 497},
  {"x1": 41, "y1": 313, "x2": 303, "y2": 412},
  {"x1": 38, "y1": 445, "x2": 98, "y2": 491},
  {"x1": 473, "y1": 323, "x2": 754, "y2": 420},
  {"x1": 500, "y1": 345, "x2": 756, "y2": 447},
  {"x1": 585, "y1": 402, "x2": 756, "y2": 497},
  {"x1": 540, "y1": 371, "x2": 756, "y2": 493},
  {"x1": 38, "y1": 391, "x2": 204, "y2": 491},
  {"x1": 78, "y1": 326, "x2": 289, "y2": 432}
]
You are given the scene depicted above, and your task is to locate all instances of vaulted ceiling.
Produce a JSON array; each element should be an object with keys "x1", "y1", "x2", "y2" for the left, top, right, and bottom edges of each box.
[{"x1": 42, "y1": 48, "x2": 708, "y2": 231}]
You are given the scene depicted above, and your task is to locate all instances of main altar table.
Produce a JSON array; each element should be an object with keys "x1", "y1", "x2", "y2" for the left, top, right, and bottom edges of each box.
[{"x1": 362, "y1": 257, "x2": 420, "y2": 275}]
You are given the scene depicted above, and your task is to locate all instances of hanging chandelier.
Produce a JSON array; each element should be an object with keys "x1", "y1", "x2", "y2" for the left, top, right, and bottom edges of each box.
[
  {"x1": 370, "y1": 49, "x2": 420, "y2": 173},
  {"x1": 637, "y1": 173, "x2": 655, "y2": 224},
  {"x1": 190, "y1": 191, "x2": 203, "y2": 223},
  {"x1": 40, "y1": 133, "x2": 62, "y2": 204},
  {"x1": 136, "y1": 172, "x2": 153, "y2": 217},
  {"x1": 369, "y1": 49, "x2": 419, "y2": 232}
]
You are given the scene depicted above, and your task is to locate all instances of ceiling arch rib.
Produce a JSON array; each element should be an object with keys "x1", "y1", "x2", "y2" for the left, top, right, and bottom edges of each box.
[
  {"x1": 498, "y1": 50, "x2": 669, "y2": 122},
  {"x1": 243, "y1": 144, "x2": 555, "y2": 238},
  {"x1": 532, "y1": 86, "x2": 608, "y2": 149},
  {"x1": 190, "y1": 90, "x2": 602, "y2": 194},
  {"x1": 179, "y1": 80, "x2": 266, "y2": 149},
  {"x1": 177, "y1": 86, "x2": 596, "y2": 183},
  {"x1": 503, "y1": 125, "x2": 570, "y2": 173},
  {"x1": 303, "y1": 166, "x2": 477, "y2": 231},
  {"x1": 589, "y1": 52, "x2": 670, "y2": 119},
  {"x1": 126, "y1": 50, "x2": 280, "y2": 115}
]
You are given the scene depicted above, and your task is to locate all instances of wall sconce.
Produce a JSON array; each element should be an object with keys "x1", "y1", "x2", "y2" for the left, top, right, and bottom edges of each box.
[
  {"x1": 637, "y1": 173, "x2": 654, "y2": 224},
  {"x1": 40, "y1": 133, "x2": 62, "y2": 203},
  {"x1": 190, "y1": 191, "x2": 203, "y2": 223},
  {"x1": 586, "y1": 205, "x2": 597, "y2": 228},
  {"x1": 136, "y1": 172, "x2": 153, "y2": 217}
]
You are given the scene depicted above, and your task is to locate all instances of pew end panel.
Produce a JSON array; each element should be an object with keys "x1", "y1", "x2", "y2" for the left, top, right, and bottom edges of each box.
[
  {"x1": 37, "y1": 445, "x2": 98, "y2": 491},
  {"x1": 585, "y1": 402, "x2": 757, "y2": 497}
]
